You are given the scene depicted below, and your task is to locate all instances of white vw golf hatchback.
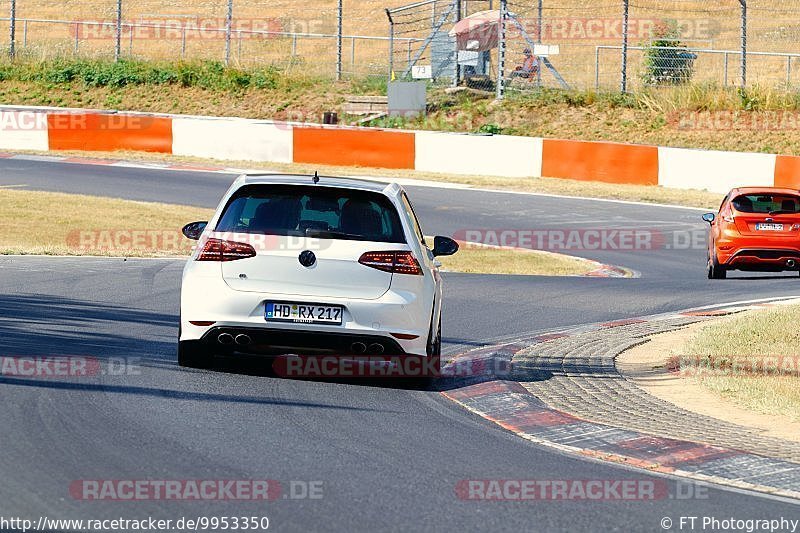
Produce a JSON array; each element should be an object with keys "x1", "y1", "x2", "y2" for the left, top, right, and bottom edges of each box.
[{"x1": 179, "y1": 174, "x2": 458, "y2": 369}]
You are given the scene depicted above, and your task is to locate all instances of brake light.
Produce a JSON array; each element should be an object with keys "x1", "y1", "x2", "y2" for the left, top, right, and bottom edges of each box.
[
  {"x1": 359, "y1": 251, "x2": 423, "y2": 275},
  {"x1": 196, "y1": 238, "x2": 257, "y2": 262}
]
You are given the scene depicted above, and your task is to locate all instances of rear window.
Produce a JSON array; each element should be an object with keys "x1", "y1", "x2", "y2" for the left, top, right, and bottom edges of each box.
[
  {"x1": 215, "y1": 185, "x2": 406, "y2": 243},
  {"x1": 732, "y1": 194, "x2": 800, "y2": 214}
]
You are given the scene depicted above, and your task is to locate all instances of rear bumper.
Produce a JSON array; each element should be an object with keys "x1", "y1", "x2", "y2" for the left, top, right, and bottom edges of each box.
[
  {"x1": 199, "y1": 326, "x2": 408, "y2": 356},
  {"x1": 721, "y1": 248, "x2": 800, "y2": 271},
  {"x1": 180, "y1": 262, "x2": 434, "y2": 356}
]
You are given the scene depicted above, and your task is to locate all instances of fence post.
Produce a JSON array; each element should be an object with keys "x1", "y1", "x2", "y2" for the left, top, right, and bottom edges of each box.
[
  {"x1": 536, "y1": 0, "x2": 542, "y2": 41},
  {"x1": 337, "y1": 0, "x2": 343, "y2": 80},
  {"x1": 225, "y1": 0, "x2": 233, "y2": 65},
  {"x1": 496, "y1": 0, "x2": 507, "y2": 99},
  {"x1": 181, "y1": 28, "x2": 187, "y2": 58},
  {"x1": 536, "y1": 0, "x2": 543, "y2": 86},
  {"x1": 9, "y1": 0, "x2": 16, "y2": 60},
  {"x1": 621, "y1": 0, "x2": 629, "y2": 92},
  {"x1": 386, "y1": 9, "x2": 394, "y2": 83},
  {"x1": 452, "y1": 0, "x2": 461, "y2": 88},
  {"x1": 115, "y1": 0, "x2": 122, "y2": 61},
  {"x1": 739, "y1": 0, "x2": 747, "y2": 89}
]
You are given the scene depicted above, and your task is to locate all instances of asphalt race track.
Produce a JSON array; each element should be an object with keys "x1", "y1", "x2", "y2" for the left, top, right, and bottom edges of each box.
[{"x1": 1, "y1": 158, "x2": 799, "y2": 531}]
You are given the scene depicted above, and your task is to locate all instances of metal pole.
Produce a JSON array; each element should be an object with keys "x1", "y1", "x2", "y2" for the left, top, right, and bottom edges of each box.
[
  {"x1": 787, "y1": 56, "x2": 792, "y2": 86},
  {"x1": 74, "y1": 23, "x2": 79, "y2": 54},
  {"x1": 537, "y1": 0, "x2": 543, "y2": 86},
  {"x1": 739, "y1": 0, "x2": 747, "y2": 89},
  {"x1": 181, "y1": 27, "x2": 187, "y2": 58},
  {"x1": 9, "y1": 0, "x2": 16, "y2": 60},
  {"x1": 386, "y1": 9, "x2": 394, "y2": 82},
  {"x1": 351, "y1": 36, "x2": 356, "y2": 68},
  {"x1": 537, "y1": 0, "x2": 543, "y2": 42},
  {"x1": 595, "y1": 46, "x2": 600, "y2": 90},
  {"x1": 115, "y1": 0, "x2": 122, "y2": 61},
  {"x1": 496, "y1": 0, "x2": 507, "y2": 99},
  {"x1": 22, "y1": 19, "x2": 27, "y2": 48},
  {"x1": 621, "y1": 0, "x2": 629, "y2": 92},
  {"x1": 452, "y1": 0, "x2": 461, "y2": 88},
  {"x1": 723, "y1": 51, "x2": 729, "y2": 85},
  {"x1": 225, "y1": 0, "x2": 233, "y2": 65},
  {"x1": 336, "y1": 0, "x2": 343, "y2": 80}
]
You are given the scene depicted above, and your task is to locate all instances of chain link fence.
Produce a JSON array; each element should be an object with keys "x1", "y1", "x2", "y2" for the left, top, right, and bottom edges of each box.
[
  {"x1": 1, "y1": 0, "x2": 800, "y2": 92},
  {"x1": 505, "y1": 0, "x2": 800, "y2": 95}
]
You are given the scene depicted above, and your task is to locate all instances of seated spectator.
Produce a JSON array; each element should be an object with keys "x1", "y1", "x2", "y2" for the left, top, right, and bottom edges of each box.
[{"x1": 511, "y1": 48, "x2": 539, "y2": 79}]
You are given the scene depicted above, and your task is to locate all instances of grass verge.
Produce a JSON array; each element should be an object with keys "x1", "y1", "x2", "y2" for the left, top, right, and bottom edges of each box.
[
  {"x1": 679, "y1": 306, "x2": 800, "y2": 421},
  {"x1": 435, "y1": 241, "x2": 593, "y2": 277},
  {"x1": 0, "y1": 189, "x2": 596, "y2": 276}
]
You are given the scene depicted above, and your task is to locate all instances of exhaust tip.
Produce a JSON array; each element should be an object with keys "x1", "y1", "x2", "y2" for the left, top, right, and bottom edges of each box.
[
  {"x1": 235, "y1": 334, "x2": 252, "y2": 346},
  {"x1": 368, "y1": 343, "x2": 385, "y2": 355},
  {"x1": 788, "y1": 259, "x2": 797, "y2": 268},
  {"x1": 351, "y1": 342, "x2": 367, "y2": 354},
  {"x1": 217, "y1": 333, "x2": 235, "y2": 345}
]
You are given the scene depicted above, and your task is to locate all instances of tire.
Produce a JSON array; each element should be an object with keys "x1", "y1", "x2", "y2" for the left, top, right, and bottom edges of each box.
[
  {"x1": 178, "y1": 340, "x2": 212, "y2": 369},
  {"x1": 708, "y1": 252, "x2": 727, "y2": 280}
]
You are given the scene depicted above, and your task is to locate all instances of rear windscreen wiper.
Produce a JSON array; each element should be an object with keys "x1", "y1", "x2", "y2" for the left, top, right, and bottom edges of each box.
[{"x1": 305, "y1": 229, "x2": 364, "y2": 240}]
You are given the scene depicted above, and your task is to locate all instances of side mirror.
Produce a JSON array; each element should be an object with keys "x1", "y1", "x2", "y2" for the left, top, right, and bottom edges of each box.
[
  {"x1": 701, "y1": 213, "x2": 716, "y2": 224},
  {"x1": 432, "y1": 236, "x2": 459, "y2": 257},
  {"x1": 182, "y1": 221, "x2": 208, "y2": 240}
]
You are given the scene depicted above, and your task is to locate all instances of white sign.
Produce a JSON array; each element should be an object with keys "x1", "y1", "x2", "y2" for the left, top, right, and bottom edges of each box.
[
  {"x1": 457, "y1": 51, "x2": 479, "y2": 67},
  {"x1": 412, "y1": 65, "x2": 433, "y2": 79},
  {"x1": 533, "y1": 44, "x2": 560, "y2": 57}
]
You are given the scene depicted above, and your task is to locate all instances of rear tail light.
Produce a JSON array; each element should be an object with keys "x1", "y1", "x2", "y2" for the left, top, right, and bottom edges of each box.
[
  {"x1": 196, "y1": 238, "x2": 257, "y2": 262},
  {"x1": 359, "y1": 251, "x2": 423, "y2": 276}
]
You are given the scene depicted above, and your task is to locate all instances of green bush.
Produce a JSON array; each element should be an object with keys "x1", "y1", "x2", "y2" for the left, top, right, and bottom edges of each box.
[
  {"x1": 0, "y1": 58, "x2": 286, "y2": 92},
  {"x1": 642, "y1": 20, "x2": 696, "y2": 86}
]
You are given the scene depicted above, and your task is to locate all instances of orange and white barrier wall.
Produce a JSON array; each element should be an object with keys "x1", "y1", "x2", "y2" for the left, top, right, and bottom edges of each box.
[{"x1": 0, "y1": 105, "x2": 794, "y2": 194}]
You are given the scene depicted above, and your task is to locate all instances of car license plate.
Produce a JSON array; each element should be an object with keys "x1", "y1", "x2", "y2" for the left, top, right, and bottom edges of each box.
[
  {"x1": 756, "y1": 223, "x2": 784, "y2": 231},
  {"x1": 265, "y1": 302, "x2": 343, "y2": 325}
]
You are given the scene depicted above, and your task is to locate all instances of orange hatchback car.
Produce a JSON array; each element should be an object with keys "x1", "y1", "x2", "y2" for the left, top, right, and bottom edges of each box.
[{"x1": 704, "y1": 187, "x2": 800, "y2": 279}]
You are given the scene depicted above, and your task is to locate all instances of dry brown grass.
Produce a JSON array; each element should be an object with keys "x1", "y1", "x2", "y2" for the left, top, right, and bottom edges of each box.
[
  {"x1": 680, "y1": 305, "x2": 800, "y2": 421},
  {"x1": 0, "y1": 188, "x2": 213, "y2": 257},
  {"x1": 434, "y1": 240, "x2": 594, "y2": 276},
  {"x1": 0, "y1": 188, "x2": 594, "y2": 275}
]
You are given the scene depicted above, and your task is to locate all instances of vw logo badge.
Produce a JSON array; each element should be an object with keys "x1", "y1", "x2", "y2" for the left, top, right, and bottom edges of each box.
[{"x1": 299, "y1": 250, "x2": 317, "y2": 268}]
